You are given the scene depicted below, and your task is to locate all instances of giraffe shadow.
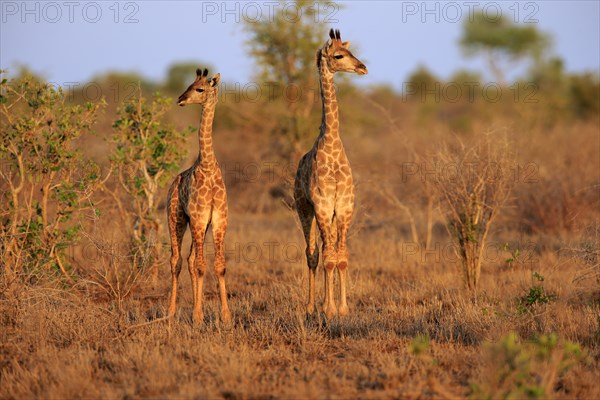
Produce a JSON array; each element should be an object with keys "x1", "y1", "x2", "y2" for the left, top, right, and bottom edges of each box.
[
  {"x1": 301, "y1": 310, "x2": 395, "y2": 340},
  {"x1": 326, "y1": 317, "x2": 393, "y2": 339},
  {"x1": 304, "y1": 312, "x2": 329, "y2": 330}
]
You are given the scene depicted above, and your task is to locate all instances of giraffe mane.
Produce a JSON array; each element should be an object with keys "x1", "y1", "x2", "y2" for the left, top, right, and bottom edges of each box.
[{"x1": 316, "y1": 48, "x2": 322, "y2": 70}]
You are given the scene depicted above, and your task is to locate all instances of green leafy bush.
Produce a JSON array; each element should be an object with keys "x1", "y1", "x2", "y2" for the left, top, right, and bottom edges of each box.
[
  {"x1": 108, "y1": 89, "x2": 192, "y2": 282},
  {"x1": 0, "y1": 73, "x2": 105, "y2": 281},
  {"x1": 517, "y1": 272, "x2": 558, "y2": 314},
  {"x1": 471, "y1": 332, "x2": 585, "y2": 399}
]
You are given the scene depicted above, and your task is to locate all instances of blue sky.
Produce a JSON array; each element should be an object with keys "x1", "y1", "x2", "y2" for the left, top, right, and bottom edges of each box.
[{"x1": 1, "y1": 1, "x2": 599, "y2": 90}]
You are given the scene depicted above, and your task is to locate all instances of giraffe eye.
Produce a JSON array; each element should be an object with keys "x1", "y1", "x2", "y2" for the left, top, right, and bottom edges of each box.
[
  {"x1": 334, "y1": 55, "x2": 344, "y2": 59},
  {"x1": 195, "y1": 88, "x2": 204, "y2": 93}
]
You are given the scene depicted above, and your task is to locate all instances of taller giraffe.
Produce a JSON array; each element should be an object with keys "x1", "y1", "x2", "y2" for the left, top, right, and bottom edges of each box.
[
  {"x1": 166, "y1": 68, "x2": 231, "y2": 325},
  {"x1": 294, "y1": 29, "x2": 368, "y2": 319}
]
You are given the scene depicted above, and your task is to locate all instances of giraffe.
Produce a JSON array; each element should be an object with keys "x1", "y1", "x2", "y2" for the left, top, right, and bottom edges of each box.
[
  {"x1": 166, "y1": 68, "x2": 231, "y2": 325},
  {"x1": 294, "y1": 29, "x2": 368, "y2": 319}
]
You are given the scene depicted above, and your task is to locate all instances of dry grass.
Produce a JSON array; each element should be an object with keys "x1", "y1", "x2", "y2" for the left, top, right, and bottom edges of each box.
[{"x1": 1, "y1": 210, "x2": 598, "y2": 398}]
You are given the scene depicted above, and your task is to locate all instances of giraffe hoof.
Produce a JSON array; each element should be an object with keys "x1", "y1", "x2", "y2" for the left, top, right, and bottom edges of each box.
[
  {"x1": 192, "y1": 312, "x2": 204, "y2": 325},
  {"x1": 339, "y1": 305, "x2": 349, "y2": 317},
  {"x1": 325, "y1": 306, "x2": 337, "y2": 320},
  {"x1": 221, "y1": 310, "x2": 232, "y2": 328}
]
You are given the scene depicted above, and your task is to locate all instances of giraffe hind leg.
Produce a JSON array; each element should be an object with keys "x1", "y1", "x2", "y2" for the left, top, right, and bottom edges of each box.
[
  {"x1": 295, "y1": 191, "x2": 319, "y2": 315},
  {"x1": 167, "y1": 183, "x2": 188, "y2": 318}
]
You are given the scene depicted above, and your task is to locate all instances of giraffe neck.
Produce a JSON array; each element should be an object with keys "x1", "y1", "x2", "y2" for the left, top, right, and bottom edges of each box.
[
  {"x1": 318, "y1": 50, "x2": 340, "y2": 145},
  {"x1": 198, "y1": 98, "x2": 217, "y2": 167}
]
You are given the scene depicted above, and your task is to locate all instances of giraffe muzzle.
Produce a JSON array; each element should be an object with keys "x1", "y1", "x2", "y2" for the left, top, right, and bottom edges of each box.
[{"x1": 355, "y1": 65, "x2": 368, "y2": 75}]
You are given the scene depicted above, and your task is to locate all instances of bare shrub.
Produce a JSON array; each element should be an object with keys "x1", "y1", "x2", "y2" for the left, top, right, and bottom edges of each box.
[
  {"x1": 76, "y1": 230, "x2": 147, "y2": 318},
  {"x1": 432, "y1": 136, "x2": 514, "y2": 290}
]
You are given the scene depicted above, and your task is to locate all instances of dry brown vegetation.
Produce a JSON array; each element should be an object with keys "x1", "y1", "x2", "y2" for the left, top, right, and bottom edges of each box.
[
  {"x1": 1, "y1": 67, "x2": 599, "y2": 399},
  {"x1": 1, "y1": 216, "x2": 599, "y2": 398}
]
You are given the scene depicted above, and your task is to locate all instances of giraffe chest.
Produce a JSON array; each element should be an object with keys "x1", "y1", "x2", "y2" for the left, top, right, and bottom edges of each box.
[
  {"x1": 180, "y1": 166, "x2": 226, "y2": 214},
  {"x1": 309, "y1": 150, "x2": 354, "y2": 198}
]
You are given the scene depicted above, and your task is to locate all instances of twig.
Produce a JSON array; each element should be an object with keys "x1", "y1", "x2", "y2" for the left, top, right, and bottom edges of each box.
[{"x1": 124, "y1": 315, "x2": 174, "y2": 334}]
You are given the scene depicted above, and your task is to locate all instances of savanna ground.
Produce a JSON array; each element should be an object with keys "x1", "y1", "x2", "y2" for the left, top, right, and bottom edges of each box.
[
  {"x1": 2, "y1": 212, "x2": 600, "y2": 399},
  {"x1": 2, "y1": 81, "x2": 599, "y2": 398}
]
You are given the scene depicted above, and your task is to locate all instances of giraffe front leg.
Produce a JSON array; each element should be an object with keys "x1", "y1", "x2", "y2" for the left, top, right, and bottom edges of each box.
[
  {"x1": 187, "y1": 239, "x2": 205, "y2": 324},
  {"x1": 323, "y1": 259, "x2": 337, "y2": 319},
  {"x1": 336, "y1": 205, "x2": 353, "y2": 317},
  {"x1": 212, "y1": 209, "x2": 231, "y2": 327},
  {"x1": 189, "y1": 214, "x2": 210, "y2": 325},
  {"x1": 315, "y1": 208, "x2": 337, "y2": 319},
  {"x1": 337, "y1": 239, "x2": 350, "y2": 317},
  {"x1": 338, "y1": 266, "x2": 349, "y2": 316}
]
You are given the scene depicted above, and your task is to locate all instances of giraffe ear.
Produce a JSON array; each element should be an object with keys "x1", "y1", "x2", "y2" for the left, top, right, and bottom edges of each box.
[
  {"x1": 342, "y1": 41, "x2": 350, "y2": 48},
  {"x1": 210, "y1": 73, "x2": 220, "y2": 87}
]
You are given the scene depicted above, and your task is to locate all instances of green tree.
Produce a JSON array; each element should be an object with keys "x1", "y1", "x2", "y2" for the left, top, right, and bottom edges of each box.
[
  {"x1": 460, "y1": 12, "x2": 550, "y2": 84},
  {"x1": 405, "y1": 65, "x2": 441, "y2": 102},
  {"x1": 109, "y1": 90, "x2": 192, "y2": 283},
  {"x1": 568, "y1": 71, "x2": 600, "y2": 118},
  {"x1": 528, "y1": 58, "x2": 599, "y2": 121},
  {"x1": 244, "y1": 0, "x2": 334, "y2": 154},
  {"x1": 527, "y1": 57, "x2": 569, "y2": 122},
  {"x1": 449, "y1": 69, "x2": 482, "y2": 86},
  {"x1": 404, "y1": 66, "x2": 443, "y2": 126}
]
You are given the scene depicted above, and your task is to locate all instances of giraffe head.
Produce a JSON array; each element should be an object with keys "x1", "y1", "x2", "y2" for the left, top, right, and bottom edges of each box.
[
  {"x1": 177, "y1": 68, "x2": 221, "y2": 106},
  {"x1": 318, "y1": 29, "x2": 368, "y2": 75}
]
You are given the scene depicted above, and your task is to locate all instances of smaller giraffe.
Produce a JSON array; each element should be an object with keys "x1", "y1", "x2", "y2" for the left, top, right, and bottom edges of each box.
[{"x1": 166, "y1": 68, "x2": 231, "y2": 325}]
